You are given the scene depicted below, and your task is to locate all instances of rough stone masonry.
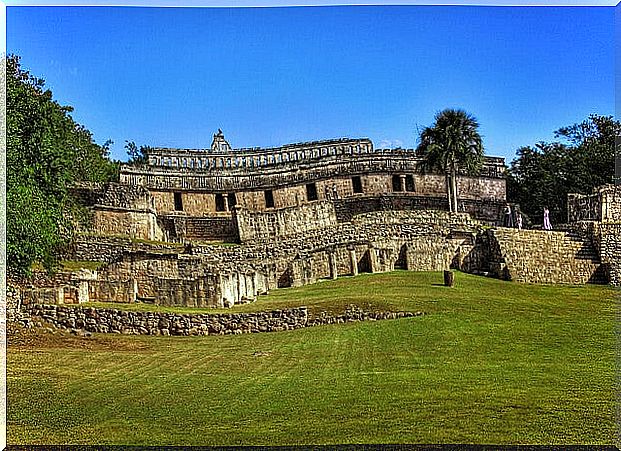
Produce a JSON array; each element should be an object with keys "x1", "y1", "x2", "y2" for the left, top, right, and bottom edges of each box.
[
  {"x1": 20, "y1": 304, "x2": 424, "y2": 336},
  {"x1": 11, "y1": 133, "x2": 620, "y2": 318}
]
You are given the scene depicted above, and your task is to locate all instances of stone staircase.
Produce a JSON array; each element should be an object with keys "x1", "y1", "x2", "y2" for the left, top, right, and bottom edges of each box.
[{"x1": 489, "y1": 228, "x2": 608, "y2": 285}]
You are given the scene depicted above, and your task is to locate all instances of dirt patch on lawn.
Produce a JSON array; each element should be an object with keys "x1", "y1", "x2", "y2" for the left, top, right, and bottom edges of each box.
[{"x1": 7, "y1": 324, "x2": 151, "y2": 352}]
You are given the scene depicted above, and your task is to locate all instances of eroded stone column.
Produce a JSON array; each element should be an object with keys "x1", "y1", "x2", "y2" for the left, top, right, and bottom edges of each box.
[
  {"x1": 78, "y1": 281, "x2": 90, "y2": 304},
  {"x1": 216, "y1": 274, "x2": 225, "y2": 308},
  {"x1": 131, "y1": 278, "x2": 138, "y2": 304},
  {"x1": 251, "y1": 272, "x2": 258, "y2": 296},
  {"x1": 292, "y1": 262, "x2": 302, "y2": 287},
  {"x1": 349, "y1": 248, "x2": 358, "y2": 276},
  {"x1": 229, "y1": 273, "x2": 238, "y2": 307},
  {"x1": 369, "y1": 246, "x2": 378, "y2": 273},
  {"x1": 329, "y1": 252, "x2": 338, "y2": 279}
]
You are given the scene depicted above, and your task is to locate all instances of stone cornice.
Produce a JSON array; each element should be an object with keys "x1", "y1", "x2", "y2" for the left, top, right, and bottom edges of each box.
[{"x1": 120, "y1": 151, "x2": 506, "y2": 192}]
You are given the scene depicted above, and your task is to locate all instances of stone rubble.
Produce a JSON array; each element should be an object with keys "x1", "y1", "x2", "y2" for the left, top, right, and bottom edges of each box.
[{"x1": 17, "y1": 303, "x2": 425, "y2": 336}]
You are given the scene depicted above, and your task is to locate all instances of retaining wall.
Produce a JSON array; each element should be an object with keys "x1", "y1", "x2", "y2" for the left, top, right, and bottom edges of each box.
[
  {"x1": 234, "y1": 201, "x2": 338, "y2": 243},
  {"x1": 21, "y1": 304, "x2": 423, "y2": 336},
  {"x1": 567, "y1": 184, "x2": 621, "y2": 223},
  {"x1": 487, "y1": 228, "x2": 606, "y2": 284}
]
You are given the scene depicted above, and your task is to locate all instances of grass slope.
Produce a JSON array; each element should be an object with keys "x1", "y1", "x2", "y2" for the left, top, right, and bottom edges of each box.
[{"x1": 7, "y1": 271, "x2": 618, "y2": 445}]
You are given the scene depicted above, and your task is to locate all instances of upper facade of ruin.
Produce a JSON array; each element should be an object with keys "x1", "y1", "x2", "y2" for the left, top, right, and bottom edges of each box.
[{"x1": 119, "y1": 132, "x2": 506, "y2": 191}]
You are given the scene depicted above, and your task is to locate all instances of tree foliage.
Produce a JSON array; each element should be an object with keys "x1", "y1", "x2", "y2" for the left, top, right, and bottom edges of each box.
[
  {"x1": 507, "y1": 114, "x2": 619, "y2": 225},
  {"x1": 416, "y1": 108, "x2": 484, "y2": 212},
  {"x1": 125, "y1": 140, "x2": 152, "y2": 165},
  {"x1": 7, "y1": 55, "x2": 119, "y2": 274}
]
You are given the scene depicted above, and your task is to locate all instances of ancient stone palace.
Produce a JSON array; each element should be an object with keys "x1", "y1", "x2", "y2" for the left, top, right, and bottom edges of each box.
[
  {"x1": 13, "y1": 131, "x2": 620, "y2": 317},
  {"x1": 76, "y1": 130, "x2": 508, "y2": 243}
]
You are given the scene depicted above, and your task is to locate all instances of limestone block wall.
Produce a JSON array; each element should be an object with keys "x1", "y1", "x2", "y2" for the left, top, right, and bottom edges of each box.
[
  {"x1": 88, "y1": 279, "x2": 135, "y2": 304},
  {"x1": 234, "y1": 201, "x2": 338, "y2": 242},
  {"x1": 96, "y1": 254, "x2": 180, "y2": 296},
  {"x1": 357, "y1": 173, "x2": 387, "y2": 194},
  {"x1": 151, "y1": 190, "x2": 176, "y2": 213},
  {"x1": 209, "y1": 210, "x2": 482, "y2": 290},
  {"x1": 7, "y1": 284, "x2": 21, "y2": 323},
  {"x1": 63, "y1": 210, "x2": 486, "y2": 308},
  {"x1": 21, "y1": 208, "x2": 482, "y2": 309},
  {"x1": 215, "y1": 271, "x2": 268, "y2": 308},
  {"x1": 568, "y1": 192, "x2": 601, "y2": 222},
  {"x1": 457, "y1": 176, "x2": 506, "y2": 201},
  {"x1": 403, "y1": 236, "x2": 464, "y2": 271},
  {"x1": 67, "y1": 235, "x2": 185, "y2": 263},
  {"x1": 98, "y1": 183, "x2": 154, "y2": 210},
  {"x1": 178, "y1": 192, "x2": 215, "y2": 216},
  {"x1": 334, "y1": 195, "x2": 503, "y2": 224},
  {"x1": 410, "y1": 173, "x2": 505, "y2": 200},
  {"x1": 21, "y1": 259, "x2": 267, "y2": 309},
  {"x1": 601, "y1": 186, "x2": 621, "y2": 222},
  {"x1": 19, "y1": 303, "x2": 423, "y2": 335},
  {"x1": 72, "y1": 182, "x2": 154, "y2": 210},
  {"x1": 92, "y1": 209, "x2": 163, "y2": 241},
  {"x1": 487, "y1": 228, "x2": 606, "y2": 284},
  {"x1": 596, "y1": 223, "x2": 621, "y2": 286},
  {"x1": 153, "y1": 276, "x2": 220, "y2": 308},
  {"x1": 73, "y1": 183, "x2": 164, "y2": 241},
  {"x1": 24, "y1": 304, "x2": 310, "y2": 335},
  {"x1": 159, "y1": 216, "x2": 238, "y2": 242},
  {"x1": 568, "y1": 185, "x2": 621, "y2": 223},
  {"x1": 13, "y1": 270, "x2": 93, "y2": 307},
  {"x1": 151, "y1": 191, "x2": 220, "y2": 216}
]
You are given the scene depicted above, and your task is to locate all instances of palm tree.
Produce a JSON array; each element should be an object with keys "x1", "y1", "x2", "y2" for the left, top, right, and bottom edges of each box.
[{"x1": 416, "y1": 109, "x2": 484, "y2": 213}]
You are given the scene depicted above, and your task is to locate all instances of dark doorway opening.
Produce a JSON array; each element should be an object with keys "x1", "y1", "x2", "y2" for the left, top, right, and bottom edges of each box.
[
  {"x1": 358, "y1": 250, "x2": 373, "y2": 274},
  {"x1": 392, "y1": 174, "x2": 403, "y2": 192},
  {"x1": 306, "y1": 183, "x2": 318, "y2": 201},
  {"x1": 265, "y1": 190, "x2": 275, "y2": 208},
  {"x1": 174, "y1": 192, "x2": 183, "y2": 211},
  {"x1": 395, "y1": 244, "x2": 408, "y2": 270},
  {"x1": 405, "y1": 175, "x2": 415, "y2": 192},
  {"x1": 278, "y1": 269, "x2": 292, "y2": 288},
  {"x1": 227, "y1": 193, "x2": 237, "y2": 209},
  {"x1": 215, "y1": 194, "x2": 226, "y2": 212}
]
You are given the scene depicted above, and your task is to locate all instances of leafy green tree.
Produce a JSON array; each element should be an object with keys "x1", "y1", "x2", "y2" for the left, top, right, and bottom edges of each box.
[
  {"x1": 416, "y1": 109, "x2": 484, "y2": 212},
  {"x1": 7, "y1": 55, "x2": 118, "y2": 274},
  {"x1": 507, "y1": 114, "x2": 620, "y2": 225},
  {"x1": 125, "y1": 140, "x2": 152, "y2": 165}
]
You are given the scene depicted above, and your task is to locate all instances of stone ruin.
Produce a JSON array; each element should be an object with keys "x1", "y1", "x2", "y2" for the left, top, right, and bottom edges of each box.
[{"x1": 12, "y1": 132, "x2": 621, "y2": 313}]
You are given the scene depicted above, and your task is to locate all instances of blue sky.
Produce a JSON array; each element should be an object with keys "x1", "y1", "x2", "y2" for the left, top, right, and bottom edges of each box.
[{"x1": 7, "y1": 5, "x2": 614, "y2": 163}]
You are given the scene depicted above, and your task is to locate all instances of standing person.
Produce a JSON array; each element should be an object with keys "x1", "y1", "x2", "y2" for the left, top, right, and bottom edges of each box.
[
  {"x1": 503, "y1": 203, "x2": 513, "y2": 228},
  {"x1": 516, "y1": 211, "x2": 523, "y2": 230},
  {"x1": 543, "y1": 207, "x2": 552, "y2": 230}
]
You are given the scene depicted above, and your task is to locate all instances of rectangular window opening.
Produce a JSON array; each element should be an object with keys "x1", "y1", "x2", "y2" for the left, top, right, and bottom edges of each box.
[
  {"x1": 405, "y1": 175, "x2": 415, "y2": 192},
  {"x1": 352, "y1": 176, "x2": 363, "y2": 194},
  {"x1": 392, "y1": 174, "x2": 403, "y2": 192},
  {"x1": 174, "y1": 192, "x2": 183, "y2": 211},
  {"x1": 265, "y1": 190, "x2": 275, "y2": 208},
  {"x1": 227, "y1": 193, "x2": 237, "y2": 209},
  {"x1": 215, "y1": 194, "x2": 226, "y2": 212},
  {"x1": 306, "y1": 183, "x2": 318, "y2": 201}
]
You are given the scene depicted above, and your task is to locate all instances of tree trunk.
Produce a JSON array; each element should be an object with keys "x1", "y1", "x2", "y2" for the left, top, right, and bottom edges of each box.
[
  {"x1": 451, "y1": 166, "x2": 459, "y2": 213},
  {"x1": 445, "y1": 174, "x2": 453, "y2": 212},
  {"x1": 452, "y1": 169, "x2": 459, "y2": 212}
]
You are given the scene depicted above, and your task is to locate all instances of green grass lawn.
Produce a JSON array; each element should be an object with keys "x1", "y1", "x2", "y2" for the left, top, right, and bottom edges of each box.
[{"x1": 7, "y1": 271, "x2": 618, "y2": 445}]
